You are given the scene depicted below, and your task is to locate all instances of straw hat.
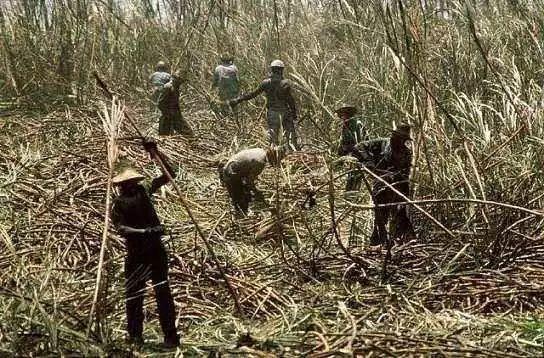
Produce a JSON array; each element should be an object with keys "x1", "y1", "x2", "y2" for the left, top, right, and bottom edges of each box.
[
  {"x1": 391, "y1": 124, "x2": 412, "y2": 140},
  {"x1": 112, "y1": 168, "x2": 145, "y2": 185},
  {"x1": 335, "y1": 104, "x2": 357, "y2": 116}
]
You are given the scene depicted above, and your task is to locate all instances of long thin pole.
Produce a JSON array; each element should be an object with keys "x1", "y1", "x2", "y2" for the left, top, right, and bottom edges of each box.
[
  {"x1": 86, "y1": 161, "x2": 114, "y2": 339},
  {"x1": 87, "y1": 100, "x2": 121, "y2": 340}
]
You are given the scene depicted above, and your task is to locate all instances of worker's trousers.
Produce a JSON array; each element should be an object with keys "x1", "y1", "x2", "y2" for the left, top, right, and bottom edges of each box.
[
  {"x1": 159, "y1": 110, "x2": 193, "y2": 136},
  {"x1": 370, "y1": 178, "x2": 415, "y2": 245},
  {"x1": 223, "y1": 174, "x2": 252, "y2": 213},
  {"x1": 266, "y1": 110, "x2": 299, "y2": 149},
  {"x1": 125, "y1": 241, "x2": 178, "y2": 342}
]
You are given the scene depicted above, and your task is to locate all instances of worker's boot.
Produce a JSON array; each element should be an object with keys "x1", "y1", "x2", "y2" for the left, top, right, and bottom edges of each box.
[
  {"x1": 126, "y1": 335, "x2": 144, "y2": 347},
  {"x1": 369, "y1": 225, "x2": 387, "y2": 246},
  {"x1": 392, "y1": 206, "x2": 416, "y2": 242},
  {"x1": 163, "y1": 333, "x2": 180, "y2": 349}
]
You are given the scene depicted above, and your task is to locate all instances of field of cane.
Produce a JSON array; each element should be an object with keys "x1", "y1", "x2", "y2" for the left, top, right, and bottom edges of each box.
[{"x1": 1, "y1": 0, "x2": 544, "y2": 356}]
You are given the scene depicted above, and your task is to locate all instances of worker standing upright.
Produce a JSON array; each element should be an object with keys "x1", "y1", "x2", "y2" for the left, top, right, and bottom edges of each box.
[
  {"x1": 229, "y1": 60, "x2": 299, "y2": 150},
  {"x1": 213, "y1": 54, "x2": 240, "y2": 102},
  {"x1": 353, "y1": 125, "x2": 416, "y2": 245},
  {"x1": 111, "y1": 139, "x2": 180, "y2": 348}
]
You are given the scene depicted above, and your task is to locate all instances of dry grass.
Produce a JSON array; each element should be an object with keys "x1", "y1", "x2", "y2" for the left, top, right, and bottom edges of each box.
[{"x1": 1, "y1": 0, "x2": 544, "y2": 356}]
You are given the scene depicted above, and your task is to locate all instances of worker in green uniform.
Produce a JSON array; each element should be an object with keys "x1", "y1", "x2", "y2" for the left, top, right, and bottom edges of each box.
[{"x1": 336, "y1": 104, "x2": 367, "y2": 191}]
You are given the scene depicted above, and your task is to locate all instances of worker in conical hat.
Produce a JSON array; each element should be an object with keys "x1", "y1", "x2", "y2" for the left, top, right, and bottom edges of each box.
[
  {"x1": 112, "y1": 168, "x2": 145, "y2": 185},
  {"x1": 111, "y1": 139, "x2": 180, "y2": 349},
  {"x1": 335, "y1": 103, "x2": 367, "y2": 192}
]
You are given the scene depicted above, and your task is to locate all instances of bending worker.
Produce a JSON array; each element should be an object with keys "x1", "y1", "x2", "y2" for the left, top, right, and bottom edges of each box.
[
  {"x1": 111, "y1": 139, "x2": 180, "y2": 348},
  {"x1": 353, "y1": 124, "x2": 416, "y2": 245},
  {"x1": 219, "y1": 147, "x2": 284, "y2": 214},
  {"x1": 229, "y1": 60, "x2": 299, "y2": 149}
]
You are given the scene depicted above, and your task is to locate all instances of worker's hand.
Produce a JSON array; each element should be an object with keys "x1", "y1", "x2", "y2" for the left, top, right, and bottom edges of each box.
[
  {"x1": 377, "y1": 171, "x2": 394, "y2": 183},
  {"x1": 163, "y1": 82, "x2": 173, "y2": 90},
  {"x1": 145, "y1": 225, "x2": 165, "y2": 236},
  {"x1": 118, "y1": 226, "x2": 129, "y2": 236},
  {"x1": 173, "y1": 71, "x2": 187, "y2": 83}
]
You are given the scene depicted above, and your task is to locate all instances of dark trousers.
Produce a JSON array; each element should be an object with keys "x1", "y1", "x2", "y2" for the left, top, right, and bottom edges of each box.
[
  {"x1": 159, "y1": 110, "x2": 193, "y2": 136},
  {"x1": 266, "y1": 110, "x2": 299, "y2": 149},
  {"x1": 345, "y1": 170, "x2": 363, "y2": 191},
  {"x1": 223, "y1": 175, "x2": 252, "y2": 213},
  {"x1": 370, "y1": 178, "x2": 415, "y2": 245},
  {"x1": 125, "y1": 243, "x2": 178, "y2": 342}
]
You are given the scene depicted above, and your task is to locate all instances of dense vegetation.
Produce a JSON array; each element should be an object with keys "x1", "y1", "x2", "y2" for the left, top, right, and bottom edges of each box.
[{"x1": 1, "y1": 0, "x2": 543, "y2": 356}]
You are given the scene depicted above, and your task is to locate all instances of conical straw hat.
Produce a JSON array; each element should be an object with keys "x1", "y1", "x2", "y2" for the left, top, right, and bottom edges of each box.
[
  {"x1": 335, "y1": 103, "x2": 357, "y2": 114},
  {"x1": 391, "y1": 124, "x2": 412, "y2": 140},
  {"x1": 112, "y1": 168, "x2": 145, "y2": 185}
]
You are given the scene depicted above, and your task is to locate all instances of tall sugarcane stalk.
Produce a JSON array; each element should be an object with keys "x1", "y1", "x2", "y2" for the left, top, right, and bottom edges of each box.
[{"x1": 87, "y1": 98, "x2": 123, "y2": 340}]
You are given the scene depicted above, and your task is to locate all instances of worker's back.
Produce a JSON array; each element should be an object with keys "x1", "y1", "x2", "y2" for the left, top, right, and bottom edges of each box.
[
  {"x1": 214, "y1": 63, "x2": 239, "y2": 100},
  {"x1": 224, "y1": 148, "x2": 267, "y2": 180},
  {"x1": 260, "y1": 78, "x2": 292, "y2": 112}
]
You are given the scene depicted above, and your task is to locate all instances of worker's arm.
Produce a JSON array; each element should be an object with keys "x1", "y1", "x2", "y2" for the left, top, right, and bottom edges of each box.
[
  {"x1": 142, "y1": 140, "x2": 177, "y2": 195},
  {"x1": 285, "y1": 83, "x2": 298, "y2": 118},
  {"x1": 111, "y1": 201, "x2": 140, "y2": 235},
  {"x1": 352, "y1": 140, "x2": 377, "y2": 168},
  {"x1": 118, "y1": 225, "x2": 145, "y2": 235},
  {"x1": 230, "y1": 81, "x2": 265, "y2": 106},
  {"x1": 355, "y1": 119, "x2": 367, "y2": 143},
  {"x1": 212, "y1": 67, "x2": 219, "y2": 88},
  {"x1": 112, "y1": 200, "x2": 159, "y2": 236},
  {"x1": 118, "y1": 224, "x2": 165, "y2": 236}
]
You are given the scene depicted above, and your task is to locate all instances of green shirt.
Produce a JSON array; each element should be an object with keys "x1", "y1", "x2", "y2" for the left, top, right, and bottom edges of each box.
[
  {"x1": 339, "y1": 115, "x2": 366, "y2": 155},
  {"x1": 354, "y1": 138, "x2": 411, "y2": 176}
]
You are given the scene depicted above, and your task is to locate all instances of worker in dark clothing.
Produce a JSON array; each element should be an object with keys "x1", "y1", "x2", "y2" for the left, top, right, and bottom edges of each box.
[
  {"x1": 229, "y1": 60, "x2": 299, "y2": 150},
  {"x1": 336, "y1": 104, "x2": 367, "y2": 191},
  {"x1": 111, "y1": 140, "x2": 180, "y2": 348},
  {"x1": 353, "y1": 125, "x2": 416, "y2": 245},
  {"x1": 149, "y1": 61, "x2": 193, "y2": 136},
  {"x1": 218, "y1": 147, "x2": 284, "y2": 214}
]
